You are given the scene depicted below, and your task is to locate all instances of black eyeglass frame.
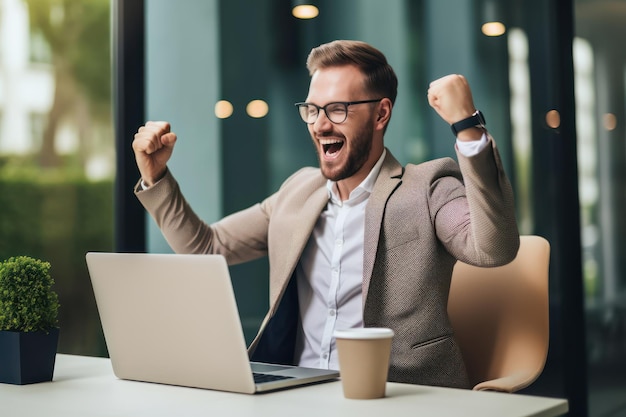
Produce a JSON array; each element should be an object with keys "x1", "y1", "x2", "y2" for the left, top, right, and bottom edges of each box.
[{"x1": 294, "y1": 98, "x2": 383, "y2": 124}]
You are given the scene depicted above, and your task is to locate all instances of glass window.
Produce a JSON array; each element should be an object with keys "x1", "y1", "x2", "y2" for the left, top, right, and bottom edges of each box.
[
  {"x1": 574, "y1": 1, "x2": 626, "y2": 415},
  {"x1": 0, "y1": 0, "x2": 112, "y2": 356}
]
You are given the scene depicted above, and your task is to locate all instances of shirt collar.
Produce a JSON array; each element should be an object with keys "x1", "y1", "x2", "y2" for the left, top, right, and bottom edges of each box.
[{"x1": 326, "y1": 149, "x2": 387, "y2": 205}]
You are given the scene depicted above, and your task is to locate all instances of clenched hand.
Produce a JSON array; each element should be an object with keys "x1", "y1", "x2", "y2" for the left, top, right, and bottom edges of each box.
[{"x1": 132, "y1": 121, "x2": 177, "y2": 186}]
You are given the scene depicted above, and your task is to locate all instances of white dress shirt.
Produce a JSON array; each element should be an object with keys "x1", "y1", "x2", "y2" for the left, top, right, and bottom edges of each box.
[
  {"x1": 293, "y1": 134, "x2": 488, "y2": 370},
  {"x1": 294, "y1": 149, "x2": 387, "y2": 369}
]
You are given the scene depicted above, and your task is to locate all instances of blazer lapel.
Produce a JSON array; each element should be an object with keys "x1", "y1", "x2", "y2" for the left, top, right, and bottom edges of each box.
[
  {"x1": 269, "y1": 183, "x2": 329, "y2": 312},
  {"x1": 362, "y1": 150, "x2": 403, "y2": 304}
]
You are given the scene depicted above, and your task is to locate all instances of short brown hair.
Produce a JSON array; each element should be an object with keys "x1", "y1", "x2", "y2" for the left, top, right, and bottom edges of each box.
[{"x1": 306, "y1": 40, "x2": 398, "y2": 105}]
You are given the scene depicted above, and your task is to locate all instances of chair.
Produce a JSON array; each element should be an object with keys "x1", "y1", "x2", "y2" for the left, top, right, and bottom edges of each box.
[{"x1": 448, "y1": 235, "x2": 550, "y2": 392}]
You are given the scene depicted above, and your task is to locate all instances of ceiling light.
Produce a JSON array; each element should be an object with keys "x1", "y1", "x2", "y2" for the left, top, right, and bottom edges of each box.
[
  {"x1": 481, "y1": 0, "x2": 506, "y2": 37},
  {"x1": 292, "y1": 0, "x2": 319, "y2": 19}
]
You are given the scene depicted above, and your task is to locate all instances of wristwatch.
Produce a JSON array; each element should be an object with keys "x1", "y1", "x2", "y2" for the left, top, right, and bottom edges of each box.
[{"x1": 450, "y1": 110, "x2": 486, "y2": 136}]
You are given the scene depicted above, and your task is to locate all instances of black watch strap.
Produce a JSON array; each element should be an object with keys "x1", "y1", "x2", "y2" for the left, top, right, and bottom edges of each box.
[{"x1": 450, "y1": 110, "x2": 486, "y2": 136}]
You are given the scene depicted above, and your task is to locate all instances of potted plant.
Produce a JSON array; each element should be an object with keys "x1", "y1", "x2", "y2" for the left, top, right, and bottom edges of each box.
[{"x1": 0, "y1": 255, "x2": 60, "y2": 384}]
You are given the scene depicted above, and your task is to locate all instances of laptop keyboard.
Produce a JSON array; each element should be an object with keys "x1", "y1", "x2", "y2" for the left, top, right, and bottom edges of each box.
[{"x1": 253, "y1": 373, "x2": 295, "y2": 384}]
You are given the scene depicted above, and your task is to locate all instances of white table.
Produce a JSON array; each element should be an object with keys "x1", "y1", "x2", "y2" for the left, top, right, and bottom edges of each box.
[{"x1": 0, "y1": 354, "x2": 568, "y2": 417}]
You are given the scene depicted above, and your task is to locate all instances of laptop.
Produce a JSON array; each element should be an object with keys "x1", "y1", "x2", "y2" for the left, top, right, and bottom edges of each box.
[{"x1": 85, "y1": 252, "x2": 339, "y2": 394}]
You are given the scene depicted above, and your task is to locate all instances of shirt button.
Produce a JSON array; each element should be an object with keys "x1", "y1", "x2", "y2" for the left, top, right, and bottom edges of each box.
[
  {"x1": 329, "y1": 309, "x2": 336, "y2": 316},
  {"x1": 322, "y1": 353, "x2": 328, "y2": 359}
]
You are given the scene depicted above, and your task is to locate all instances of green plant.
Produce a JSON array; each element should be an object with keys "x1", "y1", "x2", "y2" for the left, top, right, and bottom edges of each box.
[{"x1": 0, "y1": 256, "x2": 60, "y2": 332}]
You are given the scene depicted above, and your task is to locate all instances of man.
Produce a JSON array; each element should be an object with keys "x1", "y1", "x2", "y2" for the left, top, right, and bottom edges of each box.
[{"x1": 132, "y1": 40, "x2": 519, "y2": 389}]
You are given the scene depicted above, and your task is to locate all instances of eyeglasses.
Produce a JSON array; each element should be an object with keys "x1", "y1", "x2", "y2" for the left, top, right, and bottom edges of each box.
[{"x1": 294, "y1": 99, "x2": 383, "y2": 124}]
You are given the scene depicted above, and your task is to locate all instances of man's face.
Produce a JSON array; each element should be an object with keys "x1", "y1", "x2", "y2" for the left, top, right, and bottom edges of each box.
[{"x1": 305, "y1": 65, "x2": 380, "y2": 182}]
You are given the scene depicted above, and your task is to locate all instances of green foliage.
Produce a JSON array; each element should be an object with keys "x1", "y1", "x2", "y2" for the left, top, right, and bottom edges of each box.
[
  {"x1": 24, "y1": 0, "x2": 111, "y2": 108},
  {"x1": 0, "y1": 256, "x2": 60, "y2": 332},
  {"x1": 0, "y1": 166, "x2": 114, "y2": 259},
  {"x1": 0, "y1": 169, "x2": 112, "y2": 354},
  {"x1": 23, "y1": 0, "x2": 112, "y2": 169}
]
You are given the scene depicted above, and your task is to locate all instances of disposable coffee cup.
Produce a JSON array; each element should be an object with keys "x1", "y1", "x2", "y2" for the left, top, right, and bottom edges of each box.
[{"x1": 333, "y1": 327, "x2": 394, "y2": 399}]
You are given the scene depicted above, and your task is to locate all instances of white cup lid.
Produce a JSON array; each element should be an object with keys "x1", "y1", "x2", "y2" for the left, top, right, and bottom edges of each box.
[{"x1": 333, "y1": 327, "x2": 395, "y2": 340}]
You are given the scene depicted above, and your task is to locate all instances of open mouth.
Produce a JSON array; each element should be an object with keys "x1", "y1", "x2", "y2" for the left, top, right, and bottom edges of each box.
[{"x1": 320, "y1": 138, "x2": 344, "y2": 156}]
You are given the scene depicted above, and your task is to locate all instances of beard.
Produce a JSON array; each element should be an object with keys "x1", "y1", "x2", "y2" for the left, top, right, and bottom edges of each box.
[{"x1": 315, "y1": 120, "x2": 375, "y2": 182}]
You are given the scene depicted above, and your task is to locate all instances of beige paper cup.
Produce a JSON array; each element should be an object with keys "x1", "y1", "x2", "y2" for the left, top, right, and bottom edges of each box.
[{"x1": 333, "y1": 327, "x2": 394, "y2": 399}]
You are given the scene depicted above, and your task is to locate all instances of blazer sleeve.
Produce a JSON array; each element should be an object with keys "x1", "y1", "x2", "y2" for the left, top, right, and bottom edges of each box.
[
  {"x1": 134, "y1": 169, "x2": 273, "y2": 265},
  {"x1": 434, "y1": 136, "x2": 519, "y2": 266}
]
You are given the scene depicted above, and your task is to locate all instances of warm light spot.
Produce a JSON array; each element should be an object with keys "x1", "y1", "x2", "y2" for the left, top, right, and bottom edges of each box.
[
  {"x1": 246, "y1": 100, "x2": 269, "y2": 118},
  {"x1": 482, "y1": 21, "x2": 506, "y2": 37},
  {"x1": 546, "y1": 110, "x2": 561, "y2": 129},
  {"x1": 603, "y1": 113, "x2": 617, "y2": 131},
  {"x1": 215, "y1": 100, "x2": 234, "y2": 119},
  {"x1": 292, "y1": 5, "x2": 319, "y2": 19}
]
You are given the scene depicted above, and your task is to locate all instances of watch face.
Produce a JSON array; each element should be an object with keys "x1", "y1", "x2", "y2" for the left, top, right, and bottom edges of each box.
[{"x1": 476, "y1": 111, "x2": 486, "y2": 126}]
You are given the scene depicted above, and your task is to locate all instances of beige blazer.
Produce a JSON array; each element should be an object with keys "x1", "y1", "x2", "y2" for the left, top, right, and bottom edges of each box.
[{"x1": 136, "y1": 138, "x2": 519, "y2": 389}]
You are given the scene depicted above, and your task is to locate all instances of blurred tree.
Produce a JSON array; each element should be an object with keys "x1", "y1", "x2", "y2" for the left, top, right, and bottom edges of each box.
[{"x1": 24, "y1": 0, "x2": 111, "y2": 169}]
